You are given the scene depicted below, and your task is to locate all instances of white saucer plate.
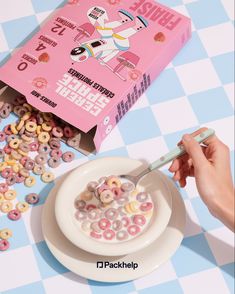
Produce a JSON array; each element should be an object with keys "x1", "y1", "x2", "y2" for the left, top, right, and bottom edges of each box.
[{"x1": 42, "y1": 172, "x2": 186, "y2": 283}]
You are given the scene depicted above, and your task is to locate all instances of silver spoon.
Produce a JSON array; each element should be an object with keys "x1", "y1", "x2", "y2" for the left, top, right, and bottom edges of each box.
[{"x1": 119, "y1": 128, "x2": 215, "y2": 186}]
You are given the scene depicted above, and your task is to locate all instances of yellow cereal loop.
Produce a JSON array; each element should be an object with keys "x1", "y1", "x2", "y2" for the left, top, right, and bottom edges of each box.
[
  {"x1": 21, "y1": 134, "x2": 33, "y2": 142},
  {"x1": 129, "y1": 201, "x2": 140, "y2": 213},
  {"x1": 16, "y1": 119, "x2": 25, "y2": 131},
  {"x1": 16, "y1": 202, "x2": 29, "y2": 213},
  {"x1": 12, "y1": 164, "x2": 20, "y2": 173},
  {"x1": 10, "y1": 123, "x2": 18, "y2": 134},
  {"x1": 6, "y1": 160, "x2": 17, "y2": 166},
  {"x1": 22, "y1": 112, "x2": 31, "y2": 121},
  {"x1": 4, "y1": 154, "x2": 11, "y2": 162},
  {"x1": 41, "y1": 172, "x2": 54, "y2": 183},
  {"x1": 24, "y1": 176, "x2": 36, "y2": 187},
  {"x1": 11, "y1": 150, "x2": 22, "y2": 160},
  {"x1": 124, "y1": 203, "x2": 132, "y2": 214},
  {"x1": 42, "y1": 122, "x2": 52, "y2": 132},
  {"x1": 0, "y1": 229, "x2": 13, "y2": 240},
  {"x1": 0, "y1": 201, "x2": 13, "y2": 213},
  {"x1": 9, "y1": 138, "x2": 21, "y2": 149},
  {"x1": 18, "y1": 149, "x2": 28, "y2": 156},
  {"x1": 25, "y1": 121, "x2": 37, "y2": 132},
  {"x1": 0, "y1": 193, "x2": 5, "y2": 203},
  {"x1": 19, "y1": 168, "x2": 30, "y2": 178},
  {"x1": 23, "y1": 103, "x2": 33, "y2": 112},
  {"x1": 36, "y1": 125, "x2": 42, "y2": 135},
  {"x1": 4, "y1": 190, "x2": 17, "y2": 201},
  {"x1": 143, "y1": 210, "x2": 153, "y2": 218},
  {"x1": 0, "y1": 162, "x2": 7, "y2": 171},
  {"x1": 42, "y1": 112, "x2": 53, "y2": 121},
  {"x1": 131, "y1": 189, "x2": 139, "y2": 197},
  {"x1": 38, "y1": 132, "x2": 50, "y2": 143},
  {"x1": 107, "y1": 176, "x2": 121, "y2": 188}
]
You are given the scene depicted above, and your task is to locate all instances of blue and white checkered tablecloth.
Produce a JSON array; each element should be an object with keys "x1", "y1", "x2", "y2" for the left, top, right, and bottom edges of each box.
[{"x1": 0, "y1": 0, "x2": 234, "y2": 293}]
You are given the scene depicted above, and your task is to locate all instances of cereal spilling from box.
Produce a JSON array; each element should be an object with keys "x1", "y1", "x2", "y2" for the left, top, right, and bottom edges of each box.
[{"x1": 0, "y1": 0, "x2": 191, "y2": 154}]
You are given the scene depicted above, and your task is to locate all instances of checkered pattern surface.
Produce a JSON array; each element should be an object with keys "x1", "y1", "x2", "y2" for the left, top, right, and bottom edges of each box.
[{"x1": 0, "y1": 0, "x2": 234, "y2": 293}]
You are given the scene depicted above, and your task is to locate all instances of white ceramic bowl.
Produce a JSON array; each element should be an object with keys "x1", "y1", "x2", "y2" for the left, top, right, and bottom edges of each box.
[{"x1": 55, "y1": 157, "x2": 172, "y2": 256}]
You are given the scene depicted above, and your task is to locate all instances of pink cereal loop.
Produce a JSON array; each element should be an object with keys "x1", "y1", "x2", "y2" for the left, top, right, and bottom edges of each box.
[
  {"x1": 112, "y1": 187, "x2": 123, "y2": 200},
  {"x1": 0, "y1": 183, "x2": 8, "y2": 193},
  {"x1": 90, "y1": 231, "x2": 102, "y2": 239},
  {"x1": 98, "y1": 218, "x2": 111, "y2": 230},
  {"x1": 127, "y1": 225, "x2": 141, "y2": 236},
  {"x1": 103, "y1": 229, "x2": 115, "y2": 240},
  {"x1": 29, "y1": 142, "x2": 39, "y2": 151},
  {"x1": 121, "y1": 216, "x2": 130, "y2": 227},
  {"x1": 0, "y1": 239, "x2": 10, "y2": 251},
  {"x1": 133, "y1": 214, "x2": 146, "y2": 226},
  {"x1": 8, "y1": 209, "x2": 21, "y2": 221},
  {"x1": 140, "y1": 202, "x2": 153, "y2": 212}
]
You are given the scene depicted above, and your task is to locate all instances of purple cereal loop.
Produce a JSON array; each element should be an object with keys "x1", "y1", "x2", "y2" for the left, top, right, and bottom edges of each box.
[
  {"x1": 112, "y1": 220, "x2": 123, "y2": 231},
  {"x1": 49, "y1": 138, "x2": 61, "y2": 149},
  {"x1": 6, "y1": 175, "x2": 17, "y2": 186},
  {"x1": 24, "y1": 158, "x2": 35, "y2": 170},
  {"x1": 121, "y1": 182, "x2": 135, "y2": 192},
  {"x1": 88, "y1": 209, "x2": 101, "y2": 220},
  {"x1": 25, "y1": 193, "x2": 39, "y2": 205},
  {"x1": 35, "y1": 154, "x2": 47, "y2": 165},
  {"x1": 62, "y1": 151, "x2": 75, "y2": 162},
  {"x1": 136, "y1": 192, "x2": 149, "y2": 203},
  {"x1": 75, "y1": 210, "x2": 87, "y2": 221},
  {"x1": 48, "y1": 157, "x2": 61, "y2": 168},
  {"x1": 38, "y1": 143, "x2": 51, "y2": 154},
  {"x1": 87, "y1": 181, "x2": 98, "y2": 192},
  {"x1": 33, "y1": 164, "x2": 45, "y2": 175},
  {"x1": 74, "y1": 199, "x2": 86, "y2": 210}
]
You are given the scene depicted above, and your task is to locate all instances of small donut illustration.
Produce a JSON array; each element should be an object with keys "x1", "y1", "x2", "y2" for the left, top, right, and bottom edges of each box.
[
  {"x1": 68, "y1": 0, "x2": 79, "y2": 4},
  {"x1": 32, "y1": 77, "x2": 48, "y2": 89},
  {"x1": 129, "y1": 69, "x2": 142, "y2": 81},
  {"x1": 107, "y1": 0, "x2": 120, "y2": 5}
]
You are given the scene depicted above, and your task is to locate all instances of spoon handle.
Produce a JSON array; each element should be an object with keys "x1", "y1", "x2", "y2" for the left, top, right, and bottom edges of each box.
[{"x1": 149, "y1": 129, "x2": 215, "y2": 171}]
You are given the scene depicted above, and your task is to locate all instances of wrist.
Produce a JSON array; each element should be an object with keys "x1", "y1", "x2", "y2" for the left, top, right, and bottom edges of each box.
[{"x1": 212, "y1": 190, "x2": 235, "y2": 232}]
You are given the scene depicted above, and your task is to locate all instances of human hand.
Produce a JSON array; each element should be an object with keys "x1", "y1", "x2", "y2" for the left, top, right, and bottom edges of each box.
[{"x1": 169, "y1": 128, "x2": 235, "y2": 232}]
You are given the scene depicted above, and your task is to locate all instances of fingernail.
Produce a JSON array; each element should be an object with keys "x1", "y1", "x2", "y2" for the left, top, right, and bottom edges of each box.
[{"x1": 183, "y1": 134, "x2": 191, "y2": 142}]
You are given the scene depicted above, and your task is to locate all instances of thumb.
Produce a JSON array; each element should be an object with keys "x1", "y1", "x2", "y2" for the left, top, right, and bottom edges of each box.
[{"x1": 182, "y1": 134, "x2": 208, "y2": 170}]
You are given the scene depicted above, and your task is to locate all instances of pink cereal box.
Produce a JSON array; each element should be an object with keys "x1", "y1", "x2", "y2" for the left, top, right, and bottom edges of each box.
[{"x1": 0, "y1": 0, "x2": 191, "y2": 154}]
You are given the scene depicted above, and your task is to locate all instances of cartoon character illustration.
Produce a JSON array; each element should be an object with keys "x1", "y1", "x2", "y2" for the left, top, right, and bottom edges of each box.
[{"x1": 71, "y1": 7, "x2": 148, "y2": 81}]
